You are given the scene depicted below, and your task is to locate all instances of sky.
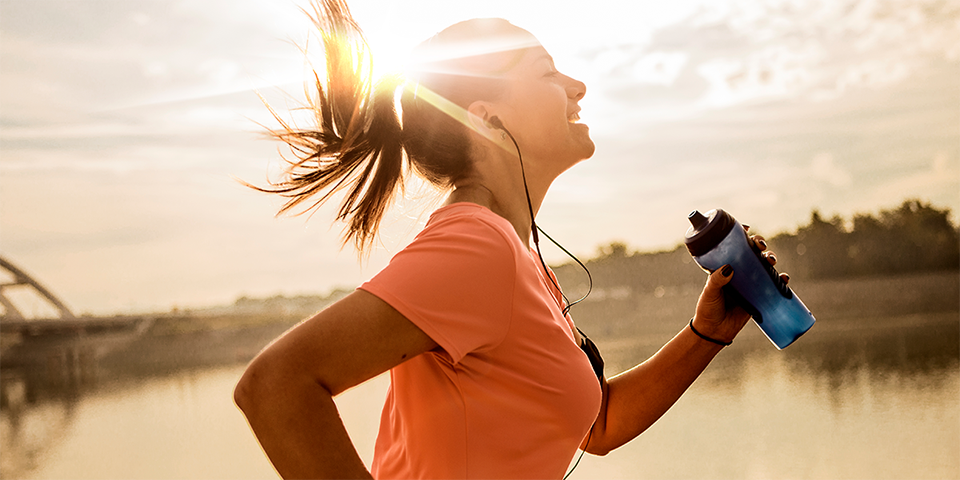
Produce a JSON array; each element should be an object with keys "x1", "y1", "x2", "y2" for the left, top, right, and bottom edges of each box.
[{"x1": 1, "y1": 0, "x2": 958, "y2": 315}]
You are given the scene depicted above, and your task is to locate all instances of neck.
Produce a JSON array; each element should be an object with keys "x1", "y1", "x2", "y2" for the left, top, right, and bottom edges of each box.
[
  {"x1": 446, "y1": 174, "x2": 549, "y2": 249},
  {"x1": 444, "y1": 132, "x2": 557, "y2": 248}
]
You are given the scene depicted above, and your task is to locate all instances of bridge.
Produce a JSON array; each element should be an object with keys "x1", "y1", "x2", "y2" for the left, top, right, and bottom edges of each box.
[{"x1": 0, "y1": 255, "x2": 154, "y2": 375}]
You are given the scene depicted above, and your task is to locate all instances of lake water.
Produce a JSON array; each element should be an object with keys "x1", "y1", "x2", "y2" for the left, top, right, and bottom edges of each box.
[{"x1": 2, "y1": 313, "x2": 957, "y2": 479}]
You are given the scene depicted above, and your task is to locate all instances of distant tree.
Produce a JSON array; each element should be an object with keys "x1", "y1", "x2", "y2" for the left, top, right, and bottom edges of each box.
[
  {"x1": 597, "y1": 241, "x2": 629, "y2": 259},
  {"x1": 793, "y1": 210, "x2": 847, "y2": 278},
  {"x1": 874, "y1": 200, "x2": 959, "y2": 273},
  {"x1": 848, "y1": 213, "x2": 886, "y2": 275}
]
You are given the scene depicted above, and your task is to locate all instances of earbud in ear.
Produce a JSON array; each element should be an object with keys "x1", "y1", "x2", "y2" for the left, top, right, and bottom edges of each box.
[{"x1": 488, "y1": 116, "x2": 509, "y2": 141}]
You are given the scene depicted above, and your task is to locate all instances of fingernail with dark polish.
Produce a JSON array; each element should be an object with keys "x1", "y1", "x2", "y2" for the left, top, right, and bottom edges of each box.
[
  {"x1": 759, "y1": 239, "x2": 767, "y2": 249},
  {"x1": 721, "y1": 265, "x2": 733, "y2": 277}
]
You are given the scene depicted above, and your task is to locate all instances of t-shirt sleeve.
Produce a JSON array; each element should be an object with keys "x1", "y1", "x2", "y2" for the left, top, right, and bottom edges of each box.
[{"x1": 359, "y1": 213, "x2": 518, "y2": 363}]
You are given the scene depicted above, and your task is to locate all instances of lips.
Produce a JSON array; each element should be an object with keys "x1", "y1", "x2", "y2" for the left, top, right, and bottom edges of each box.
[{"x1": 567, "y1": 109, "x2": 581, "y2": 123}]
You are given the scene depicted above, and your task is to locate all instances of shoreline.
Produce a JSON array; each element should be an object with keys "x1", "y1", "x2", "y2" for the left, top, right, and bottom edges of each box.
[{"x1": 2, "y1": 271, "x2": 956, "y2": 405}]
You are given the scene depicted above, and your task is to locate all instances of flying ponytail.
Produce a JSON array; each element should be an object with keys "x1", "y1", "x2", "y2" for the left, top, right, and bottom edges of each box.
[
  {"x1": 251, "y1": 0, "x2": 404, "y2": 253},
  {"x1": 251, "y1": 1, "x2": 528, "y2": 253}
]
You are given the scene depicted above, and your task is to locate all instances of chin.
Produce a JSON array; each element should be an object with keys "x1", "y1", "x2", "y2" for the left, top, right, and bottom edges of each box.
[
  {"x1": 561, "y1": 143, "x2": 596, "y2": 173},
  {"x1": 582, "y1": 140, "x2": 596, "y2": 159},
  {"x1": 571, "y1": 124, "x2": 595, "y2": 159},
  {"x1": 576, "y1": 136, "x2": 596, "y2": 160}
]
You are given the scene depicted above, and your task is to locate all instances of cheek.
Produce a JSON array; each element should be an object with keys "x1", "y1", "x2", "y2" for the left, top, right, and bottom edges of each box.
[
  {"x1": 502, "y1": 82, "x2": 569, "y2": 141},
  {"x1": 529, "y1": 93, "x2": 569, "y2": 132}
]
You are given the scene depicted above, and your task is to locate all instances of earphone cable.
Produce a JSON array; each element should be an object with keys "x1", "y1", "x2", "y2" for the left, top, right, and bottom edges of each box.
[
  {"x1": 537, "y1": 226, "x2": 593, "y2": 316},
  {"x1": 499, "y1": 124, "x2": 593, "y2": 316}
]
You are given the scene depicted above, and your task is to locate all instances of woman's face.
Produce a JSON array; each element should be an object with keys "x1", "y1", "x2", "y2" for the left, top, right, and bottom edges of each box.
[
  {"x1": 492, "y1": 43, "x2": 595, "y2": 176},
  {"x1": 413, "y1": 19, "x2": 593, "y2": 181}
]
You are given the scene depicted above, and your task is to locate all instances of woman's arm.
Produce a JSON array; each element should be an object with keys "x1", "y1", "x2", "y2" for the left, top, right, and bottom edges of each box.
[
  {"x1": 584, "y1": 234, "x2": 776, "y2": 455},
  {"x1": 234, "y1": 290, "x2": 438, "y2": 479}
]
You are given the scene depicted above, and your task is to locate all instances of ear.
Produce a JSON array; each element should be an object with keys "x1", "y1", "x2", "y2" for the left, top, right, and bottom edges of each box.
[{"x1": 466, "y1": 100, "x2": 502, "y2": 142}]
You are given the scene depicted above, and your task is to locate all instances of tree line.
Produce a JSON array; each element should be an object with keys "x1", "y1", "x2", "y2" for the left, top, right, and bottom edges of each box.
[
  {"x1": 767, "y1": 199, "x2": 958, "y2": 279},
  {"x1": 553, "y1": 199, "x2": 959, "y2": 294}
]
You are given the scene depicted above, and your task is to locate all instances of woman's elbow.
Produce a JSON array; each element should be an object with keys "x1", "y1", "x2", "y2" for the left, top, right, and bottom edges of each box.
[
  {"x1": 234, "y1": 358, "x2": 268, "y2": 414},
  {"x1": 584, "y1": 422, "x2": 654, "y2": 456},
  {"x1": 234, "y1": 348, "x2": 295, "y2": 414},
  {"x1": 234, "y1": 347, "x2": 337, "y2": 416},
  {"x1": 585, "y1": 440, "x2": 613, "y2": 457},
  {"x1": 583, "y1": 425, "x2": 627, "y2": 457}
]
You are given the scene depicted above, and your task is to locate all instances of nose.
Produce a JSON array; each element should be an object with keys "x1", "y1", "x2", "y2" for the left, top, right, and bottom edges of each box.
[{"x1": 565, "y1": 75, "x2": 586, "y2": 101}]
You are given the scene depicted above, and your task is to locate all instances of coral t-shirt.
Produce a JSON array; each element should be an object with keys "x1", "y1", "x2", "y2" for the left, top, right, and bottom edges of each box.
[{"x1": 359, "y1": 203, "x2": 602, "y2": 479}]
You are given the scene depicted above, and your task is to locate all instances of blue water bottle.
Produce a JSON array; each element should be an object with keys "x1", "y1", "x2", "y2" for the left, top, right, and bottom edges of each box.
[{"x1": 684, "y1": 209, "x2": 815, "y2": 349}]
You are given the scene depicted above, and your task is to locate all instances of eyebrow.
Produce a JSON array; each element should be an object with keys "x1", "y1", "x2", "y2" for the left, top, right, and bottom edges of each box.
[{"x1": 535, "y1": 52, "x2": 556, "y2": 68}]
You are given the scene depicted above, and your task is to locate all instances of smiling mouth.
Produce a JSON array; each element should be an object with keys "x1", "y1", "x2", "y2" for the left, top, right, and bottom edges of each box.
[{"x1": 568, "y1": 112, "x2": 581, "y2": 123}]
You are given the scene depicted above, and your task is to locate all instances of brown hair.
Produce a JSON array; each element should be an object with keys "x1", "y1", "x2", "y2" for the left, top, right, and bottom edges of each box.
[{"x1": 251, "y1": 0, "x2": 532, "y2": 252}]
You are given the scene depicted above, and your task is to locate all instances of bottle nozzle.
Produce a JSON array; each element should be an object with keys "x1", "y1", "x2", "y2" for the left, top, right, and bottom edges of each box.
[{"x1": 688, "y1": 210, "x2": 709, "y2": 230}]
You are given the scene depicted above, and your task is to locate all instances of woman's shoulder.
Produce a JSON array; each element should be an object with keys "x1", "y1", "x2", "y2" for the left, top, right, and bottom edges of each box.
[
  {"x1": 422, "y1": 202, "x2": 523, "y2": 253},
  {"x1": 428, "y1": 202, "x2": 507, "y2": 226}
]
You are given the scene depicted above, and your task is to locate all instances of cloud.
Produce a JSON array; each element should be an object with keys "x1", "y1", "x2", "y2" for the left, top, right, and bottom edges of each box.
[
  {"x1": 874, "y1": 151, "x2": 960, "y2": 202},
  {"x1": 626, "y1": 0, "x2": 960, "y2": 109},
  {"x1": 811, "y1": 152, "x2": 853, "y2": 188},
  {"x1": 632, "y1": 51, "x2": 689, "y2": 86}
]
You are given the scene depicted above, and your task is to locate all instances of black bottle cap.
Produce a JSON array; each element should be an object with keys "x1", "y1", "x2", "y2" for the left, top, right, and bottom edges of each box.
[{"x1": 684, "y1": 209, "x2": 737, "y2": 257}]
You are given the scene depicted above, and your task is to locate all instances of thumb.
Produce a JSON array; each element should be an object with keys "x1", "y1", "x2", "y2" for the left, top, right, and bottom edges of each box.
[
  {"x1": 703, "y1": 265, "x2": 734, "y2": 298},
  {"x1": 712, "y1": 264, "x2": 734, "y2": 286},
  {"x1": 696, "y1": 264, "x2": 736, "y2": 324}
]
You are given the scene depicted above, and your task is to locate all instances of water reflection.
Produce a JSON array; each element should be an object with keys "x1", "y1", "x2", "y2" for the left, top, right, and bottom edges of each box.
[
  {"x1": 683, "y1": 353, "x2": 958, "y2": 480},
  {"x1": 782, "y1": 314, "x2": 958, "y2": 414},
  {"x1": 1, "y1": 374, "x2": 74, "y2": 477},
  {"x1": 579, "y1": 311, "x2": 959, "y2": 480},
  {"x1": 1, "y1": 365, "x2": 281, "y2": 480},
  {"x1": 1, "y1": 311, "x2": 957, "y2": 479}
]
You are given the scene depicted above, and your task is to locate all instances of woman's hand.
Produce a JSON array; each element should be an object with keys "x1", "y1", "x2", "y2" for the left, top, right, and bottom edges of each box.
[
  {"x1": 590, "y1": 227, "x2": 787, "y2": 452},
  {"x1": 691, "y1": 227, "x2": 788, "y2": 345}
]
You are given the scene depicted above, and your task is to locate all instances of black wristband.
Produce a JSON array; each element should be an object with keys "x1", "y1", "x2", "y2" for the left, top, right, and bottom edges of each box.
[{"x1": 689, "y1": 318, "x2": 732, "y2": 346}]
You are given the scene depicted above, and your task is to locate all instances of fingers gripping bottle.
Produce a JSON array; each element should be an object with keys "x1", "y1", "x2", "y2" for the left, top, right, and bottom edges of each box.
[{"x1": 684, "y1": 209, "x2": 815, "y2": 349}]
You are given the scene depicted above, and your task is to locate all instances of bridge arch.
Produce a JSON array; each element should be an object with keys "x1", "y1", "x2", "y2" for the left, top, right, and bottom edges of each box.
[{"x1": 0, "y1": 256, "x2": 76, "y2": 321}]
